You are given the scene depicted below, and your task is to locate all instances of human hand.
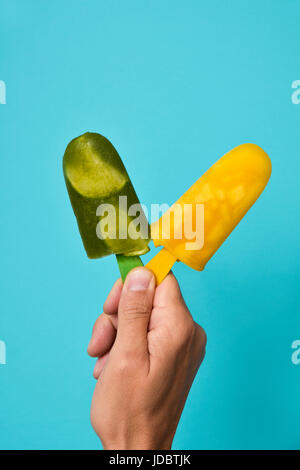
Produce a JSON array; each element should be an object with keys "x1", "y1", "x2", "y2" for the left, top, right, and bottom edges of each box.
[{"x1": 88, "y1": 267, "x2": 206, "y2": 450}]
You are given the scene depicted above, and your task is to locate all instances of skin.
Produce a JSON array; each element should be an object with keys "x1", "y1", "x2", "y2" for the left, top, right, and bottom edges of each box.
[{"x1": 88, "y1": 267, "x2": 207, "y2": 450}]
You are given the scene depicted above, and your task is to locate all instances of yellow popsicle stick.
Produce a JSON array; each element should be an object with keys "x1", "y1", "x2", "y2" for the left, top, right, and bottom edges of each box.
[{"x1": 146, "y1": 248, "x2": 177, "y2": 285}]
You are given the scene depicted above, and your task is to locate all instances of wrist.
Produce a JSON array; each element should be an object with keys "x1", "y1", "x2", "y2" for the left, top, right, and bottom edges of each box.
[{"x1": 101, "y1": 432, "x2": 173, "y2": 450}]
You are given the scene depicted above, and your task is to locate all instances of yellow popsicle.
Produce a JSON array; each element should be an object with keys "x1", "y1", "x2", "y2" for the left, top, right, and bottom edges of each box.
[{"x1": 147, "y1": 144, "x2": 271, "y2": 284}]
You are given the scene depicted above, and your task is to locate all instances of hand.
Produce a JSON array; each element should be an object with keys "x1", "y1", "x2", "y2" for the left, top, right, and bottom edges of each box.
[{"x1": 88, "y1": 267, "x2": 206, "y2": 450}]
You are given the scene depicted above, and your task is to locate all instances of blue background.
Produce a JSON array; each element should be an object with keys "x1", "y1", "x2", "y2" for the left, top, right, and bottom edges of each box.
[{"x1": 0, "y1": 0, "x2": 299, "y2": 450}]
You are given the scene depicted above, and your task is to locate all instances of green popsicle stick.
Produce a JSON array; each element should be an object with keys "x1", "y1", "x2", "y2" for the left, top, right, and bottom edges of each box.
[{"x1": 116, "y1": 254, "x2": 144, "y2": 282}]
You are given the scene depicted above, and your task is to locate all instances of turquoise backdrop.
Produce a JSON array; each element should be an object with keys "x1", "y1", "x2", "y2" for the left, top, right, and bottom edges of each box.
[{"x1": 0, "y1": 0, "x2": 299, "y2": 450}]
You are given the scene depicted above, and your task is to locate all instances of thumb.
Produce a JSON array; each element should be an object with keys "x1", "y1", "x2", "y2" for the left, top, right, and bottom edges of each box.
[{"x1": 114, "y1": 267, "x2": 155, "y2": 358}]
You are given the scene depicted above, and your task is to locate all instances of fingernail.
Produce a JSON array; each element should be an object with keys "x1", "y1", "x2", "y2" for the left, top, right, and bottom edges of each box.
[{"x1": 126, "y1": 268, "x2": 154, "y2": 291}]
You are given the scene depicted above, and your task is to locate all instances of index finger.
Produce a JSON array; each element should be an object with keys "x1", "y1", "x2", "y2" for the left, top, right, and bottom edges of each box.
[
  {"x1": 103, "y1": 278, "x2": 123, "y2": 315},
  {"x1": 153, "y1": 272, "x2": 185, "y2": 309}
]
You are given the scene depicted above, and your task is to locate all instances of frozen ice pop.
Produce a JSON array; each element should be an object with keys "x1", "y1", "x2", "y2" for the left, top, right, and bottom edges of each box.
[
  {"x1": 63, "y1": 132, "x2": 150, "y2": 276},
  {"x1": 147, "y1": 144, "x2": 271, "y2": 283}
]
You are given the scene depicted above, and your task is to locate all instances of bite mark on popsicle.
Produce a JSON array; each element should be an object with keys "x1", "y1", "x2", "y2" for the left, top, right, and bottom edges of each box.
[{"x1": 63, "y1": 132, "x2": 150, "y2": 261}]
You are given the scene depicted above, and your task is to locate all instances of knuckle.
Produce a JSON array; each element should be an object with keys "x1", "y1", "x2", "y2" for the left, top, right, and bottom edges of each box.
[
  {"x1": 122, "y1": 299, "x2": 150, "y2": 320},
  {"x1": 92, "y1": 315, "x2": 102, "y2": 334},
  {"x1": 193, "y1": 323, "x2": 207, "y2": 360},
  {"x1": 115, "y1": 356, "x2": 132, "y2": 375},
  {"x1": 182, "y1": 317, "x2": 195, "y2": 339},
  {"x1": 113, "y1": 350, "x2": 145, "y2": 376},
  {"x1": 174, "y1": 317, "x2": 195, "y2": 347},
  {"x1": 195, "y1": 323, "x2": 207, "y2": 348}
]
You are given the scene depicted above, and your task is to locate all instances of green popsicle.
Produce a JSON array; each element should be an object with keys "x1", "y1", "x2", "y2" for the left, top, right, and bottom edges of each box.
[{"x1": 63, "y1": 132, "x2": 150, "y2": 279}]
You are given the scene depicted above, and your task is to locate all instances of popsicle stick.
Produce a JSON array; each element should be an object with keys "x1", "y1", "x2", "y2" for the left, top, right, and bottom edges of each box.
[
  {"x1": 146, "y1": 248, "x2": 177, "y2": 285},
  {"x1": 116, "y1": 254, "x2": 144, "y2": 282}
]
